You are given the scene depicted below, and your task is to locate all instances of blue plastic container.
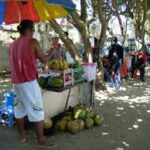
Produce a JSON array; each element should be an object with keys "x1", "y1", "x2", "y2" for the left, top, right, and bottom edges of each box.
[
  {"x1": 3, "y1": 92, "x2": 16, "y2": 108},
  {"x1": 0, "y1": 106, "x2": 15, "y2": 127},
  {"x1": 0, "y1": 100, "x2": 6, "y2": 110}
]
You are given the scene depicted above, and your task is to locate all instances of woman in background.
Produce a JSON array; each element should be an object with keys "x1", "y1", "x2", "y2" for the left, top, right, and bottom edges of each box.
[{"x1": 48, "y1": 34, "x2": 64, "y2": 61}]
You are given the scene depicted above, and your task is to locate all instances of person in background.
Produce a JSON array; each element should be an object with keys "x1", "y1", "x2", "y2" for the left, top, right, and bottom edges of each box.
[
  {"x1": 63, "y1": 31, "x2": 75, "y2": 65},
  {"x1": 102, "y1": 56, "x2": 110, "y2": 81},
  {"x1": 107, "y1": 36, "x2": 124, "y2": 90},
  {"x1": 92, "y1": 37, "x2": 99, "y2": 63},
  {"x1": 146, "y1": 44, "x2": 150, "y2": 63},
  {"x1": 8, "y1": 20, "x2": 56, "y2": 149},
  {"x1": 48, "y1": 34, "x2": 64, "y2": 61},
  {"x1": 130, "y1": 49, "x2": 147, "y2": 81}
]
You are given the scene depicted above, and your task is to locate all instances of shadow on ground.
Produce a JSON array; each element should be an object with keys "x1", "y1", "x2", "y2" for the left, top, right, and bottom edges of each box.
[{"x1": 0, "y1": 66, "x2": 150, "y2": 150}]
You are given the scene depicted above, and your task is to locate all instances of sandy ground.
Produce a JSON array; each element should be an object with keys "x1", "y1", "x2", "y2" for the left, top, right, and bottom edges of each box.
[{"x1": 0, "y1": 66, "x2": 150, "y2": 150}]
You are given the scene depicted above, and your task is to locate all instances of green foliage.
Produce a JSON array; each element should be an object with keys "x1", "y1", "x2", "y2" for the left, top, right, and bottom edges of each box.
[{"x1": 147, "y1": 1, "x2": 150, "y2": 10}]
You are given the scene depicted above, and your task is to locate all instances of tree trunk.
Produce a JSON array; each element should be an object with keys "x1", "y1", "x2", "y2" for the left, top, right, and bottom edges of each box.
[
  {"x1": 70, "y1": 11, "x2": 93, "y2": 63},
  {"x1": 91, "y1": 0, "x2": 108, "y2": 91},
  {"x1": 49, "y1": 20, "x2": 81, "y2": 62}
]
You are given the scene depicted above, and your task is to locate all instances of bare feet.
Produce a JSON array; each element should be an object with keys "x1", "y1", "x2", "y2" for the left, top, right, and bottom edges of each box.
[
  {"x1": 20, "y1": 136, "x2": 28, "y2": 143},
  {"x1": 37, "y1": 140, "x2": 56, "y2": 149},
  {"x1": 20, "y1": 132, "x2": 29, "y2": 143}
]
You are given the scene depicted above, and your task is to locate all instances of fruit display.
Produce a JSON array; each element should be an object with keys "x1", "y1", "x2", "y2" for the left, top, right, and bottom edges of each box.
[
  {"x1": 48, "y1": 59, "x2": 69, "y2": 70},
  {"x1": 55, "y1": 104, "x2": 103, "y2": 134},
  {"x1": 38, "y1": 69, "x2": 73, "y2": 89},
  {"x1": 37, "y1": 60, "x2": 85, "y2": 89}
]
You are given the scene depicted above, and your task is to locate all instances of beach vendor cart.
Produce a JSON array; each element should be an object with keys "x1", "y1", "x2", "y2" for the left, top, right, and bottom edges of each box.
[{"x1": 38, "y1": 61, "x2": 96, "y2": 118}]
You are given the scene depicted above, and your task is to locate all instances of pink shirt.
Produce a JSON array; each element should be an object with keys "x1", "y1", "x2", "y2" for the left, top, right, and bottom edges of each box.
[{"x1": 9, "y1": 36, "x2": 37, "y2": 83}]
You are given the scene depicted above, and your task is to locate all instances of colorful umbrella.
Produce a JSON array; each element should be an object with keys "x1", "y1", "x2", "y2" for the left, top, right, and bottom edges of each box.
[{"x1": 0, "y1": 0, "x2": 76, "y2": 24}]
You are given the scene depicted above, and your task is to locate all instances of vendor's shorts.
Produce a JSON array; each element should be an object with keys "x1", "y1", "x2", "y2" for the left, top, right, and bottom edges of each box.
[{"x1": 13, "y1": 80, "x2": 44, "y2": 122}]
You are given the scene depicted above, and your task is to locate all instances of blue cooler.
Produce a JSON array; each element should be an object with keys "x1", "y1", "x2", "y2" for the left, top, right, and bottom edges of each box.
[
  {"x1": 3, "y1": 92, "x2": 16, "y2": 108},
  {"x1": 0, "y1": 92, "x2": 16, "y2": 127},
  {"x1": 0, "y1": 100, "x2": 6, "y2": 110}
]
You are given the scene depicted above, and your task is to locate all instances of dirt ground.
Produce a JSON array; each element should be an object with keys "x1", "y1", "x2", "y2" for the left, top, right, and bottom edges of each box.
[{"x1": 0, "y1": 66, "x2": 150, "y2": 150}]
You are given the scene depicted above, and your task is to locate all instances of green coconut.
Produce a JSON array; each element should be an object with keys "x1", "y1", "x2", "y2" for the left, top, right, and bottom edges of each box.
[
  {"x1": 93, "y1": 114, "x2": 103, "y2": 126},
  {"x1": 84, "y1": 118, "x2": 94, "y2": 129},
  {"x1": 85, "y1": 110, "x2": 94, "y2": 118}
]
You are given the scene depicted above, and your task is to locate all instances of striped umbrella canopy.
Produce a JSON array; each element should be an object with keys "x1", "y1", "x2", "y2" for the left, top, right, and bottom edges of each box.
[{"x1": 0, "y1": 0, "x2": 76, "y2": 24}]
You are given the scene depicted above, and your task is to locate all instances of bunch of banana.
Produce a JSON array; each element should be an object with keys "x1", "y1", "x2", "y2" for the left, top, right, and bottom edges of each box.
[
  {"x1": 48, "y1": 60, "x2": 59, "y2": 70},
  {"x1": 60, "y1": 60, "x2": 69, "y2": 70},
  {"x1": 48, "y1": 59, "x2": 69, "y2": 70}
]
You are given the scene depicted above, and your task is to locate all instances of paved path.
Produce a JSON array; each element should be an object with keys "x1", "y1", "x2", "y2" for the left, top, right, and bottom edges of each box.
[{"x1": 0, "y1": 66, "x2": 150, "y2": 150}]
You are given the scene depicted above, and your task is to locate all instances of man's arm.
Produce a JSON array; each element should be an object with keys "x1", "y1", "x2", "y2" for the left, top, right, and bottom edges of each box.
[{"x1": 32, "y1": 38, "x2": 52, "y2": 64}]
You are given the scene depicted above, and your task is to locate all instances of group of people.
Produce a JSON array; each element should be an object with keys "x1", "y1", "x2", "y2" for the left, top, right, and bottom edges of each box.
[
  {"x1": 8, "y1": 19, "x2": 147, "y2": 149},
  {"x1": 103, "y1": 37, "x2": 147, "y2": 90}
]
